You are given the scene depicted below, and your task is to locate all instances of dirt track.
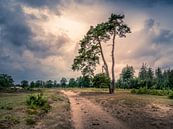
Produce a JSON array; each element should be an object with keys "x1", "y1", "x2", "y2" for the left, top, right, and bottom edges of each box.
[{"x1": 62, "y1": 90, "x2": 129, "y2": 129}]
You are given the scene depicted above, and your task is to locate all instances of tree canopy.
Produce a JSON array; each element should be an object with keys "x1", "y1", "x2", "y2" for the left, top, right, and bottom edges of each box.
[{"x1": 0, "y1": 74, "x2": 14, "y2": 88}]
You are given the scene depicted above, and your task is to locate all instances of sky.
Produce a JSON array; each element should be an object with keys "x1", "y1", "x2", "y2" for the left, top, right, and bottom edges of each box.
[{"x1": 0, "y1": 0, "x2": 173, "y2": 83}]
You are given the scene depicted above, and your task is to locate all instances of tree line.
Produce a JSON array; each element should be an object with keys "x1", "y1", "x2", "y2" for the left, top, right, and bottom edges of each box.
[
  {"x1": 0, "y1": 63, "x2": 173, "y2": 90},
  {"x1": 116, "y1": 63, "x2": 173, "y2": 89},
  {"x1": 0, "y1": 74, "x2": 109, "y2": 89}
]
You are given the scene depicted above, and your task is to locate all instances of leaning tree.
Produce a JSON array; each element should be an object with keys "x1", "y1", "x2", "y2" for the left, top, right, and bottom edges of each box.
[{"x1": 72, "y1": 13, "x2": 131, "y2": 94}]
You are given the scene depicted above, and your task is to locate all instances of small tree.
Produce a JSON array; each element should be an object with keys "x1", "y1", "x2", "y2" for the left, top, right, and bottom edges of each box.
[
  {"x1": 60, "y1": 77, "x2": 67, "y2": 87},
  {"x1": 138, "y1": 63, "x2": 148, "y2": 87},
  {"x1": 146, "y1": 67, "x2": 154, "y2": 88},
  {"x1": 76, "y1": 76, "x2": 92, "y2": 88},
  {"x1": 30, "y1": 81, "x2": 35, "y2": 88},
  {"x1": 53, "y1": 80, "x2": 57, "y2": 87},
  {"x1": 0, "y1": 74, "x2": 14, "y2": 88},
  {"x1": 35, "y1": 80, "x2": 44, "y2": 88},
  {"x1": 168, "y1": 69, "x2": 173, "y2": 89},
  {"x1": 21, "y1": 80, "x2": 29, "y2": 89},
  {"x1": 138, "y1": 64, "x2": 154, "y2": 88},
  {"x1": 68, "y1": 78, "x2": 77, "y2": 87},
  {"x1": 119, "y1": 65, "x2": 135, "y2": 88},
  {"x1": 93, "y1": 73, "x2": 110, "y2": 88},
  {"x1": 163, "y1": 70, "x2": 170, "y2": 88},
  {"x1": 46, "y1": 80, "x2": 53, "y2": 88},
  {"x1": 155, "y1": 67, "x2": 163, "y2": 89}
]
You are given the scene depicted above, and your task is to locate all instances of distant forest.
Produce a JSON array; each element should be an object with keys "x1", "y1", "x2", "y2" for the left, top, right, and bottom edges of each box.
[{"x1": 0, "y1": 63, "x2": 173, "y2": 90}]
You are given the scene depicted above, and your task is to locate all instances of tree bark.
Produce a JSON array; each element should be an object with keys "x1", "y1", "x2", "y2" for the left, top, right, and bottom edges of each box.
[
  {"x1": 110, "y1": 27, "x2": 116, "y2": 94},
  {"x1": 98, "y1": 40, "x2": 110, "y2": 78}
]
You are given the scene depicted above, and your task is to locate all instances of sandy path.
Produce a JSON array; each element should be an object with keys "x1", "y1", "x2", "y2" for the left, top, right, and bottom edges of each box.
[{"x1": 62, "y1": 90, "x2": 130, "y2": 129}]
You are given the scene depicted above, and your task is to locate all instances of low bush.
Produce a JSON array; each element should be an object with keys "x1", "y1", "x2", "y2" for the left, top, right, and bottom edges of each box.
[
  {"x1": 131, "y1": 88, "x2": 173, "y2": 99},
  {"x1": 131, "y1": 89, "x2": 137, "y2": 94},
  {"x1": 25, "y1": 93, "x2": 51, "y2": 125},
  {"x1": 26, "y1": 93, "x2": 50, "y2": 110},
  {"x1": 132, "y1": 87, "x2": 148, "y2": 94},
  {"x1": 168, "y1": 91, "x2": 173, "y2": 99}
]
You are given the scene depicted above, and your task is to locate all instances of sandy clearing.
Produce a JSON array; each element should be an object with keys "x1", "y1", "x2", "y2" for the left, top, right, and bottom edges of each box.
[{"x1": 62, "y1": 90, "x2": 130, "y2": 129}]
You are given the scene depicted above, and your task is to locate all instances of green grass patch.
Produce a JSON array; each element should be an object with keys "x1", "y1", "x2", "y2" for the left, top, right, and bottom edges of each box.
[
  {"x1": 168, "y1": 91, "x2": 173, "y2": 99},
  {"x1": 131, "y1": 88, "x2": 173, "y2": 99}
]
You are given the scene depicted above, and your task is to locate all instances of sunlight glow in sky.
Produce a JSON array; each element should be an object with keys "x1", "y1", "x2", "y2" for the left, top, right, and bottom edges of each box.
[{"x1": 1, "y1": 0, "x2": 173, "y2": 82}]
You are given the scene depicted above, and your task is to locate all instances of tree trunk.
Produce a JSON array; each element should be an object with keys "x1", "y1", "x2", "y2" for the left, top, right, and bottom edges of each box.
[
  {"x1": 98, "y1": 40, "x2": 112, "y2": 93},
  {"x1": 98, "y1": 40, "x2": 110, "y2": 78},
  {"x1": 110, "y1": 28, "x2": 116, "y2": 94}
]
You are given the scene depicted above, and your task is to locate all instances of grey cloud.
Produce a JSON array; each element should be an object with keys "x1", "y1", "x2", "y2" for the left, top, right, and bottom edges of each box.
[
  {"x1": 19, "y1": 0, "x2": 64, "y2": 15},
  {"x1": 1, "y1": 0, "x2": 173, "y2": 82},
  {"x1": 144, "y1": 19, "x2": 155, "y2": 29},
  {"x1": 0, "y1": 0, "x2": 72, "y2": 82},
  {"x1": 28, "y1": 32, "x2": 71, "y2": 58},
  {"x1": 0, "y1": 0, "x2": 70, "y2": 58},
  {"x1": 28, "y1": 13, "x2": 49, "y2": 21},
  {"x1": 0, "y1": 1, "x2": 33, "y2": 49},
  {"x1": 19, "y1": 0, "x2": 62, "y2": 8},
  {"x1": 153, "y1": 29, "x2": 173, "y2": 44},
  {"x1": 104, "y1": 0, "x2": 173, "y2": 8},
  {"x1": 0, "y1": 57, "x2": 49, "y2": 83},
  {"x1": 143, "y1": 19, "x2": 173, "y2": 44},
  {"x1": 130, "y1": 18, "x2": 173, "y2": 68}
]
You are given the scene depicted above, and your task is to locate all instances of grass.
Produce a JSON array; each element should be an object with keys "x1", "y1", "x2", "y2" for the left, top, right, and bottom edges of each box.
[
  {"x1": 67, "y1": 87, "x2": 109, "y2": 93},
  {"x1": 0, "y1": 88, "x2": 73, "y2": 129},
  {"x1": 131, "y1": 88, "x2": 173, "y2": 99},
  {"x1": 0, "y1": 93, "x2": 29, "y2": 129},
  {"x1": 2, "y1": 87, "x2": 172, "y2": 129},
  {"x1": 34, "y1": 89, "x2": 73, "y2": 129}
]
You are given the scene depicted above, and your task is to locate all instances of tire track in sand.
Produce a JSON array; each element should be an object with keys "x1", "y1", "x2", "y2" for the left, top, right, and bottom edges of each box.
[{"x1": 62, "y1": 90, "x2": 130, "y2": 129}]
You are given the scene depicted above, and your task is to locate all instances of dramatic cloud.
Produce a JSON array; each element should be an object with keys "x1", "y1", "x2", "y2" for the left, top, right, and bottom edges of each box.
[
  {"x1": 20, "y1": 0, "x2": 62, "y2": 8},
  {"x1": 0, "y1": 0, "x2": 173, "y2": 83}
]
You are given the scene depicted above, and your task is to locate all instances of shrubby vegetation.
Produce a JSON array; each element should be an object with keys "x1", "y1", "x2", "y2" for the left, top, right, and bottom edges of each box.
[
  {"x1": 131, "y1": 87, "x2": 171, "y2": 95},
  {"x1": 26, "y1": 93, "x2": 50, "y2": 111},
  {"x1": 169, "y1": 91, "x2": 173, "y2": 99},
  {"x1": 131, "y1": 88, "x2": 173, "y2": 99},
  {"x1": 115, "y1": 63, "x2": 173, "y2": 98},
  {"x1": 25, "y1": 93, "x2": 50, "y2": 125},
  {"x1": 92, "y1": 73, "x2": 110, "y2": 88}
]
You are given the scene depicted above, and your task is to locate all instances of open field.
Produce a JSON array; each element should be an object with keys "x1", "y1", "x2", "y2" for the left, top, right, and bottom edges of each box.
[
  {"x1": 0, "y1": 89, "x2": 73, "y2": 129},
  {"x1": 75, "y1": 88, "x2": 173, "y2": 129},
  {"x1": 1, "y1": 88, "x2": 173, "y2": 129}
]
